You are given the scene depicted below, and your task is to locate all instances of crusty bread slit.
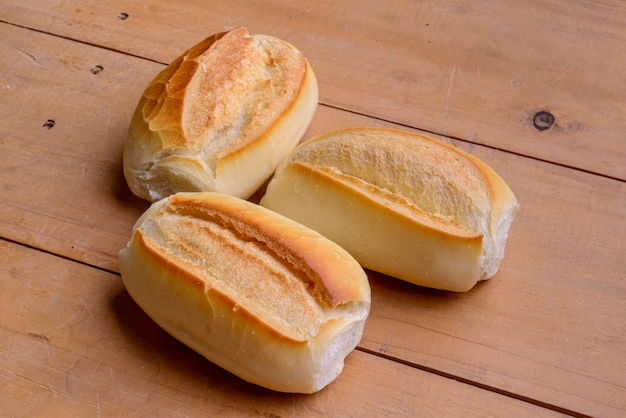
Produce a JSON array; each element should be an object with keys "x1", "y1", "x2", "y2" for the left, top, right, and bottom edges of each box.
[
  {"x1": 124, "y1": 27, "x2": 318, "y2": 202},
  {"x1": 261, "y1": 127, "x2": 519, "y2": 291},
  {"x1": 120, "y1": 28, "x2": 519, "y2": 395},
  {"x1": 119, "y1": 192, "x2": 370, "y2": 393}
]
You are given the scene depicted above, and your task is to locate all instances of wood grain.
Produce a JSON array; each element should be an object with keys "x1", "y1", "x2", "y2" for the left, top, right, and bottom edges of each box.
[
  {"x1": 1, "y1": 21, "x2": 624, "y2": 416},
  {"x1": 314, "y1": 107, "x2": 626, "y2": 417},
  {"x1": 0, "y1": 239, "x2": 565, "y2": 417},
  {"x1": 2, "y1": 0, "x2": 625, "y2": 179},
  {"x1": 1, "y1": 1, "x2": 625, "y2": 416},
  {"x1": 0, "y1": 22, "x2": 151, "y2": 270}
]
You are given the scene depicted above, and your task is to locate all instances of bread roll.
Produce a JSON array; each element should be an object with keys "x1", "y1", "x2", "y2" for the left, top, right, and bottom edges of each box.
[
  {"x1": 123, "y1": 27, "x2": 318, "y2": 202},
  {"x1": 260, "y1": 127, "x2": 519, "y2": 292},
  {"x1": 118, "y1": 192, "x2": 370, "y2": 393}
]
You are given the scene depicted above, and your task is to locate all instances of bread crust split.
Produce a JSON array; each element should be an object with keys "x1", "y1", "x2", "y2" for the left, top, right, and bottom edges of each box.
[
  {"x1": 260, "y1": 127, "x2": 519, "y2": 292},
  {"x1": 123, "y1": 27, "x2": 318, "y2": 202},
  {"x1": 118, "y1": 192, "x2": 370, "y2": 393}
]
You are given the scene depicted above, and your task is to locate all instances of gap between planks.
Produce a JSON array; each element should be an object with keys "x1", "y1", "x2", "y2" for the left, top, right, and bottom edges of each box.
[
  {"x1": 0, "y1": 236, "x2": 589, "y2": 418},
  {"x1": 317, "y1": 103, "x2": 625, "y2": 184},
  {"x1": 1, "y1": 18, "x2": 623, "y2": 185},
  {"x1": 357, "y1": 346, "x2": 591, "y2": 418}
]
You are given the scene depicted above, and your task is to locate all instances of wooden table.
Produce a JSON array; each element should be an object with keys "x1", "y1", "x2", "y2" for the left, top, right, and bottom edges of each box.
[{"x1": 1, "y1": 1, "x2": 624, "y2": 416}]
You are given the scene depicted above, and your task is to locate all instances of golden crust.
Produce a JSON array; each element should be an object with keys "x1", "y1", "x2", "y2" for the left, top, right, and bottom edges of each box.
[
  {"x1": 213, "y1": 60, "x2": 318, "y2": 195},
  {"x1": 119, "y1": 192, "x2": 370, "y2": 393},
  {"x1": 124, "y1": 192, "x2": 369, "y2": 339},
  {"x1": 297, "y1": 162, "x2": 482, "y2": 239},
  {"x1": 141, "y1": 31, "x2": 227, "y2": 148},
  {"x1": 133, "y1": 228, "x2": 315, "y2": 343},
  {"x1": 141, "y1": 27, "x2": 306, "y2": 151},
  {"x1": 262, "y1": 127, "x2": 519, "y2": 291},
  {"x1": 164, "y1": 193, "x2": 369, "y2": 307},
  {"x1": 262, "y1": 161, "x2": 484, "y2": 291},
  {"x1": 123, "y1": 27, "x2": 318, "y2": 202}
]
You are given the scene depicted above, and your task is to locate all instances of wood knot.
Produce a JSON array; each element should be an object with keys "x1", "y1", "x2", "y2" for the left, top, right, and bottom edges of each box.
[{"x1": 533, "y1": 111, "x2": 555, "y2": 131}]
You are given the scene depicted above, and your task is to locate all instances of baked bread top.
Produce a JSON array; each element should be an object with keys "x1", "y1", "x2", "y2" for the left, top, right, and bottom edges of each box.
[
  {"x1": 261, "y1": 127, "x2": 519, "y2": 290},
  {"x1": 123, "y1": 27, "x2": 318, "y2": 202},
  {"x1": 119, "y1": 192, "x2": 370, "y2": 393}
]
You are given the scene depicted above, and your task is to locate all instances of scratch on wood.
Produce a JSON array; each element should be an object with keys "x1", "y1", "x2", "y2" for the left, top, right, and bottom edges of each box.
[
  {"x1": 75, "y1": 358, "x2": 103, "y2": 402},
  {"x1": 443, "y1": 65, "x2": 457, "y2": 132},
  {"x1": 14, "y1": 47, "x2": 42, "y2": 67},
  {"x1": 532, "y1": 62, "x2": 581, "y2": 92},
  {"x1": 15, "y1": 372, "x2": 64, "y2": 396},
  {"x1": 154, "y1": 390, "x2": 192, "y2": 410},
  {"x1": 65, "y1": 359, "x2": 80, "y2": 393},
  {"x1": 80, "y1": 164, "x2": 87, "y2": 182}
]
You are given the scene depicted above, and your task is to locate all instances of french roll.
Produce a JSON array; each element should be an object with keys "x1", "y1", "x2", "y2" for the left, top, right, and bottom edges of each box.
[
  {"x1": 123, "y1": 27, "x2": 318, "y2": 202},
  {"x1": 118, "y1": 192, "x2": 371, "y2": 393},
  {"x1": 260, "y1": 127, "x2": 519, "y2": 292}
]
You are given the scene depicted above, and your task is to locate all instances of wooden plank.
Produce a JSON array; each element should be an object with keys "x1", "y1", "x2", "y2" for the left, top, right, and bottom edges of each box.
[
  {"x1": 314, "y1": 109, "x2": 626, "y2": 418},
  {"x1": 0, "y1": 22, "x2": 624, "y2": 416},
  {"x1": 0, "y1": 22, "x2": 152, "y2": 271},
  {"x1": 2, "y1": 0, "x2": 625, "y2": 179},
  {"x1": 0, "y1": 239, "x2": 565, "y2": 417}
]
